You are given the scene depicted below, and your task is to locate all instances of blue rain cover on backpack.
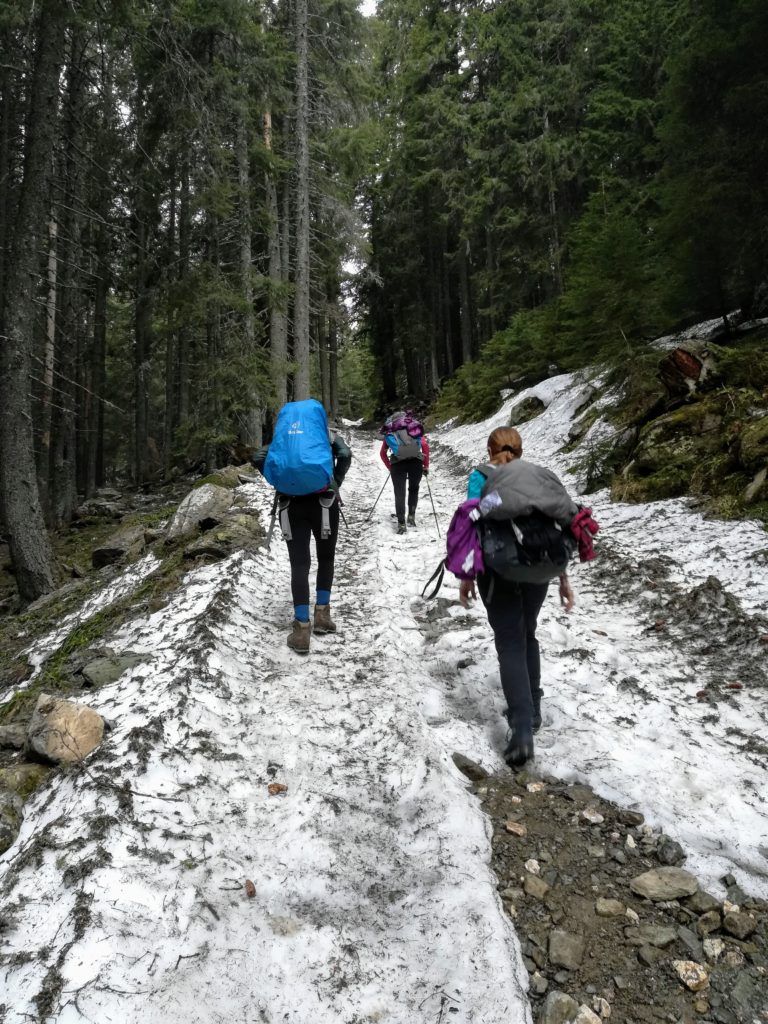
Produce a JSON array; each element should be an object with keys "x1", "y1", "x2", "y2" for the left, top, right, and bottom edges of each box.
[{"x1": 263, "y1": 399, "x2": 334, "y2": 496}]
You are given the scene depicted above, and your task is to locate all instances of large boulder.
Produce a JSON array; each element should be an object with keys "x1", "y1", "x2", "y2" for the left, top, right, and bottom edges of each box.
[
  {"x1": 166, "y1": 483, "x2": 233, "y2": 542},
  {"x1": 183, "y1": 511, "x2": 263, "y2": 560},
  {"x1": 92, "y1": 525, "x2": 146, "y2": 569},
  {"x1": 27, "y1": 693, "x2": 105, "y2": 764},
  {"x1": 193, "y1": 464, "x2": 254, "y2": 490}
]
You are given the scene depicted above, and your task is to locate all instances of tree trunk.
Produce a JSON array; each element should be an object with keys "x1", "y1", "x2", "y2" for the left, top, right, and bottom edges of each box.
[
  {"x1": 177, "y1": 154, "x2": 191, "y2": 428},
  {"x1": 265, "y1": 111, "x2": 288, "y2": 411},
  {"x1": 293, "y1": 0, "x2": 311, "y2": 400},
  {"x1": 328, "y1": 304, "x2": 339, "y2": 421},
  {"x1": 281, "y1": 171, "x2": 292, "y2": 398},
  {"x1": 88, "y1": 226, "x2": 108, "y2": 495},
  {"x1": 0, "y1": 0, "x2": 62, "y2": 601},
  {"x1": 51, "y1": 32, "x2": 87, "y2": 526},
  {"x1": 163, "y1": 164, "x2": 178, "y2": 478},
  {"x1": 318, "y1": 311, "x2": 330, "y2": 411},
  {"x1": 237, "y1": 108, "x2": 261, "y2": 444},
  {"x1": 458, "y1": 239, "x2": 473, "y2": 364},
  {"x1": 38, "y1": 214, "x2": 57, "y2": 515}
]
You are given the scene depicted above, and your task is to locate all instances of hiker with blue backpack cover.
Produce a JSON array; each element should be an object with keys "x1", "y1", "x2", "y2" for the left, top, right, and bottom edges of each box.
[
  {"x1": 251, "y1": 399, "x2": 352, "y2": 654},
  {"x1": 442, "y1": 426, "x2": 597, "y2": 769},
  {"x1": 379, "y1": 411, "x2": 430, "y2": 534}
]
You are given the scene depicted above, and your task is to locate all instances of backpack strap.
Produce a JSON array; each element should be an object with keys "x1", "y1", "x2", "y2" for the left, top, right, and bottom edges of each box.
[{"x1": 421, "y1": 559, "x2": 446, "y2": 600}]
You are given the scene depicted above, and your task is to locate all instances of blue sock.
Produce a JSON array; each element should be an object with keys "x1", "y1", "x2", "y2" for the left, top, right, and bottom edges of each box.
[
  {"x1": 316, "y1": 589, "x2": 331, "y2": 607},
  {"x1": 294, "y1": 604, "x2": 310, "y2": 623}
]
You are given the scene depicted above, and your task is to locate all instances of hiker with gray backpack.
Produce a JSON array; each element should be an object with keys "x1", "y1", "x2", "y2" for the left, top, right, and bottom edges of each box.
[
  {"x1": 423, "y1": 426, "x2": 599, "y2": 769},
  {"x1": 251, "y1": 399, "x2": 351, "y2": 654},
  {"x1": 379, "y1": 411, "x2": 430, "y2": 534}
]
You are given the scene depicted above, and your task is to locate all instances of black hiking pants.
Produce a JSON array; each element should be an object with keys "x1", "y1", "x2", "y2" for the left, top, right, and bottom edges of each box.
[
  {"x1": 478, "y1": 573, "x2": 549, "y2": 735},
  {"x1": 284, "y1": 494, "x2": 340, "y2": 606},
  {"x1": 390, "y1": 459, "x2": 423, "y2": 523}
]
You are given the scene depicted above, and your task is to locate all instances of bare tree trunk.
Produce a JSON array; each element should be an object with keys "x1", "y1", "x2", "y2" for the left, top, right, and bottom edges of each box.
[
  {"x1": 0, "y1": 0, "x2": 62, "y2": 601},
  {"x1": 177, "y1": 154, "x2": 191, "y2": 428},
  {"x1": 38, "y1": 213, "x2": 57, "y2": 515},
  {"x1": 281, "y1": 171, "x2": 292, "y2": 398},
  {"x1": 265, "y1": 111, "x2": 288, "y2": 411},
  {"x1": 237, "y1": 108, "x2": 261, "y2": 444},
  {"x1": 328, "y1": 302, "x2": 339, "y2": 421},
  {"x1": 458, "y1": 239, "x2": 473, "y2": 364},
  {"x1": 293, "y1": 0, "x2": 311, "y2": 400},
  {"x1": 318, "y1": 311, "x2": 330, "y2": 410},
  {"x1": 164, "y1": 169, "x2": 178, "y2": 479},
  {"x1": 88, "y1": 227, "x2": 108, "y2": 495}
]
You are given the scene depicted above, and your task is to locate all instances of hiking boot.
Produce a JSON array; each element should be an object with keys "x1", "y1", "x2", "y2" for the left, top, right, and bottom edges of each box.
[
  {"x1": 407, "y1": 512, "x2": 416, "y2": 527},
  {"x1": 397, "y1": 522, "x2": 407, "y2": 534},
  {"x1": 287, "y1": 619, "x2": 311, "y2": 654},
  {"x1": 504, "y1": 726, "x2": 534, "y2": 769},
  {"x1": 313, "y1": 604, "x2": 336, "y2": 634}
]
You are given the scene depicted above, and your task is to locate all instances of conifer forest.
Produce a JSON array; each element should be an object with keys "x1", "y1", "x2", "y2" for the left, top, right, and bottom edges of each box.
[{"x1": 1, "y1": 0, "x2": 767, "y2": 603}]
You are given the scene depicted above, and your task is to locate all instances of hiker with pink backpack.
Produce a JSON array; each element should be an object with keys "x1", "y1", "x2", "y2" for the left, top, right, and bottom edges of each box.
[
  {"x1": 379, "y1": 411, "x2": 430, "y2": 534},
  {"x1": 424, "y1": 426, "x2": 598, "y2": 769}
]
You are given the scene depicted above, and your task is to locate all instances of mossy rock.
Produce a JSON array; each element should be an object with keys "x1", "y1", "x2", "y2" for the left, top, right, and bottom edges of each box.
[
  {"x1": 0, "y1": 763, "x2": 50, "y2": 801},
  {"x1": 508, "y1": 396, "x2": 546, "y2": 427},
  {"x1": 740, "y1": 415, "x2": 768, "y2": 472},
  {"x1": 192, "y1": 465, "x2": 250, "y2": 490},
  {"x1": 614, "y1": 398, "x2": 729, "y2": 503}
]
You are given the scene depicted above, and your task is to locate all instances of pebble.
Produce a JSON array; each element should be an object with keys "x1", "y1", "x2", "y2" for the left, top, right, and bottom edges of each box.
[
  {"x1": 702, "y1": 937, "x2": 725, "y2": 962},
  {"x1": 524, "y1": 874, "x2": 551, "y2": 900},
  {"x1": 684, "y1": 889, "x2": 720, "y2": 914},
  {"x1": 595, "y1": 898, "x2": 625, "y2": 918},
  {"x1": 527, "y1": 781, "x2": 546, "y2": 793},
  {"x1": 531, "y1": 971, "x2": 548, "y2": 996},
  {"x1": 592, "y1": 997, "x2": 611, "y2": 1019},
  {"x1": 625, "y1": 834, "x2": 637, "y2": 850},
  {"x1": 625, "y1": 908, "x2": 640, "y2": 924},
  {"x1": 724, "y1": 949, "x2": 746, "y2": 968},
  {"x1": 582, "y1": 807, "x2": 605, "y2": 825},
  {"x1": 505, "y1": 820, "x2": 527, "y2": 837},
  {"x1": 672, "y1": 960, "x2": 709, "y2": 992},
  {"x1": 638, "y1": 944, "x2": 663, "y2": 966},
  {"x1": 624, "y1": 924, "x2": 677, "y2": 948},
  {"x1": 525, "y1": 858, "x2": 541, "y2": 875}
]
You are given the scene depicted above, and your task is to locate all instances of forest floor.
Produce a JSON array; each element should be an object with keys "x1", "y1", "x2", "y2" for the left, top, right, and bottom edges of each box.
[{"x1": 0, "y1": 376, "x2": 767, "y2": 1023}]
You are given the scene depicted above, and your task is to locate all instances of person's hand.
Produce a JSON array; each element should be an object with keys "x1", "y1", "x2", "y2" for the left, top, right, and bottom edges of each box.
[
  {"x1": 423, "y1": 467, "x2": 429, "y2": 475},
  {"x1": 559, "y1": 575, "x2": 574, "y2": 612},
  {"x1": 459, "y1": 578, "x2": 476, "y2": 608}
]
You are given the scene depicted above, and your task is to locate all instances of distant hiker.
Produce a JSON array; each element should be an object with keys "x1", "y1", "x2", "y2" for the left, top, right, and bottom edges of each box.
[
  {"x1": 458, "y1": 427, "x2": 580, "y2": 769},
  {"x1": 252, "y1": 399, "x2": 351, "y2": 654},
  {"x1": 379, "y1": 410, "x2": 430, "y2": 534}
]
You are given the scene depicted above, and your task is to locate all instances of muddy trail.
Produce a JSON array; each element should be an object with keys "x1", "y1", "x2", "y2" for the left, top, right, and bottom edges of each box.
[{"x1": 0, "y1": 408, "x2": 766, "y2": 1024}]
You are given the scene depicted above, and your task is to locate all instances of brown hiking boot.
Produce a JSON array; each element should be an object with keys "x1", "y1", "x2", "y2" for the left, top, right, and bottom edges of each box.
[
  {"x1": 313, "y1": 604, "x2": 336, "y2": 634},
  {"x1": 287, "y1": 619, "x2": 311, "y2": 653}
]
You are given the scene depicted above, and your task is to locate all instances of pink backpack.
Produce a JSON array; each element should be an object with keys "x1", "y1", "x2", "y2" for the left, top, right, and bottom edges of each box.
[{"x1": 422, "y1": 500, "x2": 485, "y2": 599}]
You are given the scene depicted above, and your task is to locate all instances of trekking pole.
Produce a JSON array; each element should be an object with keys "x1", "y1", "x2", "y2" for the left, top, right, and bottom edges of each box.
[
  {"x1": 365, "y1": 474, "x2": 390, "y2": 523},
  {"x1": 337, "y1": 493, "x2": 349, "y2": 530},
  {"x1": 265, "y1": 493, "x2": 279, "y2": 549},
  {"x1": 425, "y1": 474, "x2": 441, "y2": 538}
]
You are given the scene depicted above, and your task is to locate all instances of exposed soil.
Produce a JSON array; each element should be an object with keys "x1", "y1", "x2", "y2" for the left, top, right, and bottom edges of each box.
[{"x1": 460, "y1": 763, "x2": 768, "y2": 1024}]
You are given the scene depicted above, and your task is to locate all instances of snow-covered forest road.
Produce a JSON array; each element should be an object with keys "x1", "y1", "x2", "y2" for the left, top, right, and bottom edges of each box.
[{"x1": 1, "y1": 374, "x2": 767, "y2": 1022}]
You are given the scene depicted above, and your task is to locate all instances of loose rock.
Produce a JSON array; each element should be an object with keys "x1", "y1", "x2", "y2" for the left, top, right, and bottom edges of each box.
[
  {"x1": 549, "y1": 929, "x2": 586, "y2": 970},
  {"x1": 573, "y1": 1007, "x2": 601, "y2": 1024},
  {"x1": 595, "y1": 898, "x2": 625, "y2": 918},
  {"x1": 539, "y1": 990, "x2": 579, "y2": 1024},
  {"x1": 505, "y1": 820, "x2": 527, "y2": 837},
  {"x1": 452, "y1": 753, "x2": 489, "y2": 782},
  {"x1": 92, "y1": 524, "x2": 146, "y2": 568},
  {"x1": 696, "y1": 910, "x2": 721, "y2": 936},
  {"x1": 81, "y1": 653, "x2": 148, "y2": 687},
  {"x1": 524, "y1": 875, "x2": 551, "y2": 900},
  {"x1": 629, "y1": 866, "x2": 698, "y2": 901},
  {"x1": 0, "y1": 724, "x2": 27, "y2": 750},
  {"x1": 624, "y1": 924, "x2": 677, "y2": 948},
  {"x1": 723, "y1": 910, "x2": 757, "y2": 940},
  {"x1": 702, "y1": 937, "x2": 725, "y2": 962},
  {"x1": 672, "y1": 960, "x2": 709, "y2": 992}
]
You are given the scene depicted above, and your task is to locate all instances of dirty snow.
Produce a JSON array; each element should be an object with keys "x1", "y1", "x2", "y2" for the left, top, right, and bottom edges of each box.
[{"x1": 2, "y1": 364, "x2": 768, "y2": 1022}]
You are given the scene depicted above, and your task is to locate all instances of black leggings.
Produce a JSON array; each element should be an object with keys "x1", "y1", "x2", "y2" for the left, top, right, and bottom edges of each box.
[
  {"x1": 284, "y1": 495, "x2": 340, "y2": 606},
  {"x1": 478, "y1": 573, "x2": 549, "y2": 733},
  {"x1": 390, "y1": 460, "x2": 423, "y2": 523}
]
